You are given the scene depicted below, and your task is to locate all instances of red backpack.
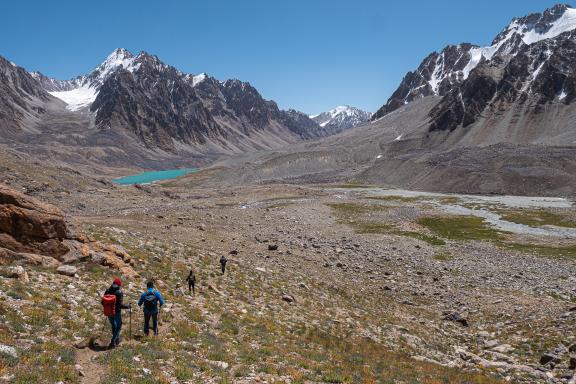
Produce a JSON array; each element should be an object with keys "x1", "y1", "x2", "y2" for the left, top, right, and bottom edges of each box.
[{"x1": 102, "y1": 294, "x2": 117, "y2": 316}]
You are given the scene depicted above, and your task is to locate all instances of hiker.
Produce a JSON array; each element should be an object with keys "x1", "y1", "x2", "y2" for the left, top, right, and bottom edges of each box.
[
  {"x1": 101, "y1": 277, "x2": 131, "y2": 349},
  {"x1": 138, "y1": 281, "x2": 165, "y2": 336},
  {"x1": 220, "y1": 255, "x2": 228, "y2": 275},
  {"x1": 185, "y1": 269, "x2": 196, "y2": 295}
]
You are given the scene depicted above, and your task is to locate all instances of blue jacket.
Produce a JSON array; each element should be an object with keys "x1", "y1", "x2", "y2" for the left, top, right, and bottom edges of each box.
[{"x1": 138, "y1": 288, "x2": 165, "y2": 314}]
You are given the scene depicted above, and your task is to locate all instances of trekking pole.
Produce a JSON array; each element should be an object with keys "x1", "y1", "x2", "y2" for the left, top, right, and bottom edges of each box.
[{"x1": 100, "y1": 316, "x2": 107, "y2": 336}]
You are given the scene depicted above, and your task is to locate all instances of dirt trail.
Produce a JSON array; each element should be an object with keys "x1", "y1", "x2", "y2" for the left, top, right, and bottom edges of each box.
[
  {"x1": 76, "y1": 292, "x2": 204, "y2": 384},
  {"x1": 77, "y1": 346, "x2": 106, "y2": 384}
]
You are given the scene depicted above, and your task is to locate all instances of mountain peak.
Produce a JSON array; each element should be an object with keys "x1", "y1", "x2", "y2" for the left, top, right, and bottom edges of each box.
[
  {"x1": 311, "y1": 105, "x2": 371, "y2": 132},
  {"x1": 493, "y1": 4, "x2": 576, "y2": 47},
  {"x1": 109, "y1": 48, "x2": 134, "y2": 59}
]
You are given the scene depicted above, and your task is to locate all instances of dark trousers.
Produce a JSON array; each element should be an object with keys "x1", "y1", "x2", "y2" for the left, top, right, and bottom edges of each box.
[
  {"x1": 108, "y1": 312, "x2": 122, "y2": 345},
  {"x1": 221, "y1": 263, "x2": 226, "y2": 274},
  {"x1": 144, "y1": 312, "x2": 158, "y2": 335},
  {"x1": 188, "y1": 281, "x2": 195, "y2": 295}
]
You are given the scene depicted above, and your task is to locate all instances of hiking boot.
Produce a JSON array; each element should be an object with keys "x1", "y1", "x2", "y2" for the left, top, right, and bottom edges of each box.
[{"x1": 108, "y1": 342, "x2": 116, "y2": 350}]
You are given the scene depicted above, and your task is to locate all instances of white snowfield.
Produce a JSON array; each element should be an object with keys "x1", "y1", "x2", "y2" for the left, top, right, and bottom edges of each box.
[{"x1": 49, "y1": 86, "x2": 97, "y2": 111}]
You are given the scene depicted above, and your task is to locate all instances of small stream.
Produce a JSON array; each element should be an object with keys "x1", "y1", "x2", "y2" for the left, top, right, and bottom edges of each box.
[{"x1": 347, "y1": 188, "x2": 576, "y2": 238}]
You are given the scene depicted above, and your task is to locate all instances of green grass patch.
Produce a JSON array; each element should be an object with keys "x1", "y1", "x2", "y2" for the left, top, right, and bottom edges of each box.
[
  {"x1": 328, "y1": 202, "x2": 388, "y2": 216},
  {"x1": 418, "y1": 216, "x2": 504, "y2": 241},
  {"x1": 368, "y1": 195, "x2": 423, "y2": 203},
  {"x1": 500, "y1": 209, "x2": 576, "y2": 228}
]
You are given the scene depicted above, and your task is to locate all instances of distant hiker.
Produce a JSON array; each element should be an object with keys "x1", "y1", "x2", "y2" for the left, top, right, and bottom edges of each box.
[
  {"x1": 138, "y1": 281, "x2": 165, "y2": 336},
  {"x1": 101, "y1": 277, "x2": 131, "y2": 348},
  {"x1": 185, "y1": 269, "x2": 196, "y2": 295},
  {"x1": 220, "y1": 255, "x2": 228, "y2": 275}
]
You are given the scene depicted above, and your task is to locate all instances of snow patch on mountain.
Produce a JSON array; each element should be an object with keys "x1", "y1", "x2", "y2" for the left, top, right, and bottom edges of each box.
[
  {"x1": 192, "y1": 73, "x2": 207, "y2": 87},
  {"x1": 49, "y1": 86, "x2": 97, "y2": 111},
  {"x1": 519, "y1": 7, "x2": 576, "y2": 45}
]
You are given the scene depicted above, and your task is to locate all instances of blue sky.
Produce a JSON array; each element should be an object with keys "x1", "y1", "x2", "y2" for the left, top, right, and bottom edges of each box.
[{"x1": 1, "y1": 0, "x2": 566, "y2": 114}]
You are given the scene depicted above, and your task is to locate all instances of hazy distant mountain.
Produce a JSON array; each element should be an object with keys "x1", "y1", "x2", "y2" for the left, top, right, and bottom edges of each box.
[{"x1": 310, "y1": 106, "x2": 371, "y2": 135}]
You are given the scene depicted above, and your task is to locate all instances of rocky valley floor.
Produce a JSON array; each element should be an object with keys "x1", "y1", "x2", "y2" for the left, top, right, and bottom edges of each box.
[{"x1": 1, "y1": 178, "x2": 576, "y2": 384}]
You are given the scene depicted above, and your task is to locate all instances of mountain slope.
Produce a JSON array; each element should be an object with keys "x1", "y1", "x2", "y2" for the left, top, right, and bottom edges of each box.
[{"x1": 0, "y1": 56, "x2": 57, "y2": 133}]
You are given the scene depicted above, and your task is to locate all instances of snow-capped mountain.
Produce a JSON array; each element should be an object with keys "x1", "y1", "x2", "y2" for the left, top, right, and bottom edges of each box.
[
  {"x1": 19, "y1": 48, "x2": 332, "y2": 151},
  {"x1": 310, "y1": 106, "x2": 371, "y2": 134},
  {"x1": 31, "y1": 48, "x2": 165, "y2": 112},
  {"x1": 373, "y1": 4, "x2": 576, "y2": 122}
]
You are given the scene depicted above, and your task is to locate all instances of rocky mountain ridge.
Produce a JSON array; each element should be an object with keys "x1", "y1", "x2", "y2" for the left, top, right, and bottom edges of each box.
[
  {"x1": 373, "y1": 3, "x2": 576, "y2": 126},
  {"x1": 26, "y1": 48, "x2": 337, "y2": 152}
]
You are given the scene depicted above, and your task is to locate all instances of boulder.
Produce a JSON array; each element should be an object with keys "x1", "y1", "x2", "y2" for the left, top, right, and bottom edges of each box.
[
  {"x1": 57, "y1": 265, "x2": 78, "y2": 277},
  {"x1": 0, "y1": 344, "x2": 17, "y2": 358},
  {"x1": 0, "y1": 184, "x2": 136, "y2": 277},
  {"x1": 540, "y1": 352, "x2": 561, "y2": 365},
  {"x1": 492, "y1": 344, "x2": 514, "y2": 354},
  {"x1": 0, "y1": 265, "x2": 29, "y2": 282},
  {"x1": 208, "y1": 283, "x2": 224, "y2": 296},
  {"x1": 0, "y1": 184, "x2": 68, "y2": 258},
  {"x1": 282, "y1": 294, "x2": 295, "y2": 303},
  {"x1": 443, "y1": 312, "x2": 469, "y2": 327}
]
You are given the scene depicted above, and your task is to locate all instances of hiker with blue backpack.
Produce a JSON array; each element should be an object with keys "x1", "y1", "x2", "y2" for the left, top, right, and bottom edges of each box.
[{"x1": 138, "y1": 280, "x2": 165, "y2": 336}]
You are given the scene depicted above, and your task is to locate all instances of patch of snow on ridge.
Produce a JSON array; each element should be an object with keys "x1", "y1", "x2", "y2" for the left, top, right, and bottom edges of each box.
[
  {"x1": 192, "y1": 73, "x2": 207, "y2": 87},
  {"x1": 522, "y1": 7, "x2": 576, "y2": 45},
  {"x1": 428, "y1": 54, "x2": 444, "y2": 93},
  {"x1": 458, "y1": 7, "x2": 576, "y2": 82},
  {"x1": 49, "y1": 86, "x2": 97, "y2": 111}
]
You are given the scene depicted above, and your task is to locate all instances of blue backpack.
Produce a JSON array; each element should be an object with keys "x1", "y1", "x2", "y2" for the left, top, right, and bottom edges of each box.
[{"x1": 143, "y1": 291, "x2": 158, "y2": 311}]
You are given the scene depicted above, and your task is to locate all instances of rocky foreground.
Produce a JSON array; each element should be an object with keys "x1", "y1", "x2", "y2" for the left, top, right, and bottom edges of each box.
[{"x1": 0, "y1": 179, "x2": 575, "y2": 383}]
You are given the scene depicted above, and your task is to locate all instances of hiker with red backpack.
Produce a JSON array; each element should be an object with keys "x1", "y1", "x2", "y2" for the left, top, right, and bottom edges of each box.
[
  {"x1": 137, "y1": 281, "x2": 165, "y2": 336},
  {"x1": 101, "y1": 278, "x2": 131, "y2": 349}
]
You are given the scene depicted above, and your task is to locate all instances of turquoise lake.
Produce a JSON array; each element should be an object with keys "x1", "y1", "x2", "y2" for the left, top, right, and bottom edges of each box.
[{"x1": 113, "y1": 168, "x2": 198, "y2": 185}]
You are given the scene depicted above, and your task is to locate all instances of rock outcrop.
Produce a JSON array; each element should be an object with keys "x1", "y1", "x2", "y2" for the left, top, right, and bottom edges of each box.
[{"x1": 0, "y1": 184, "x2": 137, "y2": 277}]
